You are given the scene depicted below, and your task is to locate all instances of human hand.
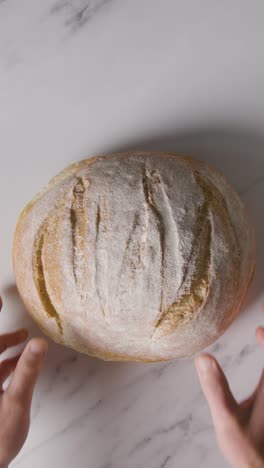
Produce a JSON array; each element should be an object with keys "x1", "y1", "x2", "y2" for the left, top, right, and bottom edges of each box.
[
  {"x1": 0, "y1": 298, "x2": 48, "y2": 468},
  {"x1": 195, "y1": 328, "x2": 264, "y2": 468}
]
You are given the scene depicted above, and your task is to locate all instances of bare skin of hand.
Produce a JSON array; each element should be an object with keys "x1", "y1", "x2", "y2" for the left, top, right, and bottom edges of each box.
[
  {"x1": 0, "y1": 298, "x2": 48, "y2": 468},
  {"x1": 195, "y1": 326, "x2": 264, "y2": 468}
]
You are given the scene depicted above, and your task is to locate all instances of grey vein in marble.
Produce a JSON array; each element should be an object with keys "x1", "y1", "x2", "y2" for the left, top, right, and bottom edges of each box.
[
  {"x1": 13, "y1": 399, "x2": 103, "y2": 467},
  {"x1": 129, "y1": 414, "x2": 193, "y2": 457},
  {"x1": 160, "y1": 456, "x2": 171, "y2": 468},
  {"x1": 50, "y1": 0, "x2": 112, "y2": 29}
]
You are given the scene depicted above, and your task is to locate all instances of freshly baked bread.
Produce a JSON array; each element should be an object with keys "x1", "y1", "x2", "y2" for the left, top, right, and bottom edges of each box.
[{"x1": 13, "y1": 152, "x2": 255, "y2": 361}]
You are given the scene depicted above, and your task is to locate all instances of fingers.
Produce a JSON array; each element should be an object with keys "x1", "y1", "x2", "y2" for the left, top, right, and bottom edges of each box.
[
  {"x1": 195, "y1": 354, "x2": 262, "y2": 468},
  {"x1": 6, "y1": 338, "x2": 48, "y2": 406},
  {"x1": 248, "y1": 370, "x2": 264, "y2": 447},
  {"x1": 256, "y1": 327, "x2": 264, "y2": 347},
  {"x1": 195, "y1": 354, "x2": 238, "y2": 427},
  {"x1": 239, "y1": 391, "x2": 257, "y2": 425},
  {"x1": 0, "y1": 354, "x2": 21, "y2": 388},
  {"x1": 0, "y1": 329, "x2": 28, "y2": 354},
  {"x1": 253, "y1": 325, "x2": 264, "y2": 444},
  {"x1": 253, "y1": 327, "x2": 264, "y2": 441}
]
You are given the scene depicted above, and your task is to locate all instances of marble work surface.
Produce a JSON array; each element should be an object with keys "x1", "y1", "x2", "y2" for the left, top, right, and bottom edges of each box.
[{"x1": 0, "y1": 1, "x2": 264, "y2": 467}]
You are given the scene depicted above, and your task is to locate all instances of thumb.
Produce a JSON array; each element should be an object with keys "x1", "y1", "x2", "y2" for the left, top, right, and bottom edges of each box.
[
  {"x1": 6, "y1": 338, "x2": 48, "y2": 406},
  {"x1": 195, "y1": 354, "x2": 238, "y2": 424}
]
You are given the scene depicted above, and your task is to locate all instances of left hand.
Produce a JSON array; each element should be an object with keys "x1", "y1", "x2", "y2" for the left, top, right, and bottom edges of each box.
[{"x1": 0, "y1": 298, "x2": 48, "y2": 468}]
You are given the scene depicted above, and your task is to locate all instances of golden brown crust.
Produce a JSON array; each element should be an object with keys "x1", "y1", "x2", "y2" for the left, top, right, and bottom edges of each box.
[{"x1": 13, "y1": 152, "x2": 256, "y2": 362}]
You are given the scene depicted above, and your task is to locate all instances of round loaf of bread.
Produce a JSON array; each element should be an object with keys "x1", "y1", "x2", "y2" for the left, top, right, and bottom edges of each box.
[{"x1": 13, "y1": 152, "x2": 255, "y2": 361}]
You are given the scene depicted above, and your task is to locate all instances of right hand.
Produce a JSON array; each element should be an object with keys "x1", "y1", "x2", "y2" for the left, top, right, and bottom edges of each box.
[{"x1": 195, "y1": 327, "x2": 264, "y2": 468}]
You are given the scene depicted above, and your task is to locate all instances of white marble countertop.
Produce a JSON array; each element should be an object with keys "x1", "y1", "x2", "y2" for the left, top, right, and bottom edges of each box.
[{"x1": 1, "y1": 1, "x2": 264, "y2": 467}]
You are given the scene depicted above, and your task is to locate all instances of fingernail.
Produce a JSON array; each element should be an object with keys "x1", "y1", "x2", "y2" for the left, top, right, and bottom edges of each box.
[
  {"x1": 257, "y1": 326, "x2": 264, "y2": 335},
  {"x1": 196, "y1": 355, "x2": 217, "y2": 375},
  {"x1": 29, "y1": 341, "x2": 47, "y2": 356}
]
